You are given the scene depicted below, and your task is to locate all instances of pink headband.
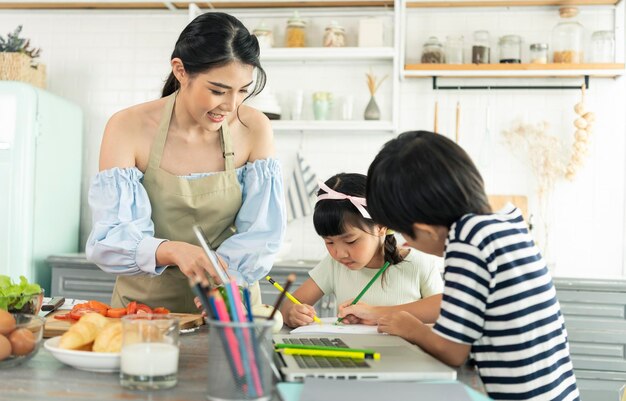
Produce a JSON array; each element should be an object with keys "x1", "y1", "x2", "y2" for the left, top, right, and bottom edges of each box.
[{"x1": 316, "y1": 180, "x2": 371, "y2": 219}]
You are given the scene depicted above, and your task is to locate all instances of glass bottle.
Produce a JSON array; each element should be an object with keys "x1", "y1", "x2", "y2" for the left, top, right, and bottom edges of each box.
[
  {"x1": 445, "y1": 35, "x2": 464, "y2": 64},
  {"x1": 421, "y1": 36, "x2": 445, "y2": 63},
  {"x1": 285, "y1": 11, "x2": 306, "y2": 48},
  {"x1": 253, "y1": 22, "x2": 273, "y2": 49},
  {"x1": 552, "y1": 7, "x2": 584, "y2": 63},
  {"x1": 498, "y1": 35, "x2": 522, "y2": 63},
  {"x1": 323, "y1": 20, "x2": 346, "y2": 47},
  {"x1": 530, "y1": 43, "x2": 549, "y2": 64},
  {"x1": 472, "y1": 30, "x2": 490, "y2": 64},
  {"x1": 590, "y1": 31, "x2": 614, "y2": 63}
]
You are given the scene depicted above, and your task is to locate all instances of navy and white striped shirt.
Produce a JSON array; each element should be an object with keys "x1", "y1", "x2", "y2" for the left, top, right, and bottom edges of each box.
[{"x1": 433, "y1": 204, "x2": 579, "y2": 401}]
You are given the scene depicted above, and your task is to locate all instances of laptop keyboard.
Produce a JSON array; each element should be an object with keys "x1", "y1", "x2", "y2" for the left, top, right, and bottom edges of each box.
[{"x1": 281, "y1": 338, "x2": 370, "y2": 369}]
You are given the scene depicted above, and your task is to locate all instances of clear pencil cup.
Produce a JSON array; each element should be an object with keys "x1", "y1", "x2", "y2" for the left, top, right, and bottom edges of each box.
[{"x1": 206, "y1": 319, "x2": 275, "y2": 401}]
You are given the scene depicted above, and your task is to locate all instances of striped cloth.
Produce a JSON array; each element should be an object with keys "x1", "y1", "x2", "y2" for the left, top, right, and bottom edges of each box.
[
  {"x1": 433, "y1": 204, "x2": 579, "y2": 401},
  {"x1": 286, "y1": 153, "x2": 318, "y2": 222}
]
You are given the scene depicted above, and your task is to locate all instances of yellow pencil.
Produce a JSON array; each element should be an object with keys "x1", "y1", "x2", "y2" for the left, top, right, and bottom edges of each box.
[
  {"x1": 280, "y1": 348, "x2": 380, "y2": 360},
  {"x1": 266, "y1": 275, "x2": 322, "y2": 323}
]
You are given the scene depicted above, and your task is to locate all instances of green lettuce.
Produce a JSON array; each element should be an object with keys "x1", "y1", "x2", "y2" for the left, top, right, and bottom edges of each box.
[{"x1": 0, "y1": 275, "x2": 42, "y2": 311}]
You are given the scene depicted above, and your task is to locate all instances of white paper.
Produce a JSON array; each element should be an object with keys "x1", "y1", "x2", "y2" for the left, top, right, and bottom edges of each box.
[{"x1": 289, "y1": 317, "x2": 382, "y2": 335}]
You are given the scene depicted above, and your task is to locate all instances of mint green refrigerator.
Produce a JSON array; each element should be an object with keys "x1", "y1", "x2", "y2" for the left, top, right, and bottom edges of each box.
[{"x1": 0, "y1": 82, "x2": 83, "y2": 293}]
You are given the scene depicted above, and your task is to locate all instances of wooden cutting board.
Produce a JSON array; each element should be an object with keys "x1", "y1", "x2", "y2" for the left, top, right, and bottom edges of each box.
[{"x1": 43, "y1": 310, "x2": 205, "y2": 338}]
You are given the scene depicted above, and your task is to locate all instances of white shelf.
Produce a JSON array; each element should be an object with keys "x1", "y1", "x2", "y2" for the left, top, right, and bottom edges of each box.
[
  {"x1": 271, "y1": 120, "x2": 395, "y2": 131},
  {"x1": 260, "y1": 47, "x2": 395, "y2": 62},
  {"x1": 402, "y1": 63, "x2": 626, "y2": 78},
  {"x1": 405, "y1": 0, "x2": 621, "y2": 7},
  {"x1": 0, "y1": 0, "x2": 395, "y2": 9}
]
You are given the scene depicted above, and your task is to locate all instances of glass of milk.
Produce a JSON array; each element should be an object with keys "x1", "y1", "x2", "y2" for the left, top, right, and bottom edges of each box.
[{"x1": 119, "y1": 314, "x2": 180, "y2": 390}]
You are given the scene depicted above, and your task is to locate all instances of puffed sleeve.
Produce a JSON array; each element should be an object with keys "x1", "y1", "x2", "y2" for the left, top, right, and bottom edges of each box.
[
  {"x1": 85, "y1": 167, "x2": 168, "y2": 275},
  {"x1": 216, "y1": 159, "x2": 286, "y2": 284}
]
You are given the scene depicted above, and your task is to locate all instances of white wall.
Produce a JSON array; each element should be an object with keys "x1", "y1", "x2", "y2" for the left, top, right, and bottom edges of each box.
[{"x1": 0, "y1": 6, "x2": 624, "y2": 278}]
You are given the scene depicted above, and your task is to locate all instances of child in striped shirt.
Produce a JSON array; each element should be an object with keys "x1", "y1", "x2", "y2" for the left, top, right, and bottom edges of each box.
[{"x1": 364, "y1": 131, "x2": 579, "y2": 401}]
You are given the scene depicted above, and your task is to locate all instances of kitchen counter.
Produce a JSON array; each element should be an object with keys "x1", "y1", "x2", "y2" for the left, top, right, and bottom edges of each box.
[{"x1": 0, "y1": 325, "x2": 486, "y2": 401}]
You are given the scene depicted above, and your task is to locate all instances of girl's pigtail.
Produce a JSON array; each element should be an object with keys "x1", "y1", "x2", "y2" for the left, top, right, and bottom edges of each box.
[
  {"x1": 381, "y1": 232, "x2": 404, "y2": 287},
  {"x1": 383, "y1": 233, "x2": 404, "y2": 265}
]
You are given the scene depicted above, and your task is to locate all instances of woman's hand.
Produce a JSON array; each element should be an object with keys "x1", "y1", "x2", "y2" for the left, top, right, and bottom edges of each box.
[
  {"x1": 284, "y1": 304, "x2": 317, "y2": 328},
  {"x1": 193, "y1": 297, "x2": 207, "y2": 317},
  {"x1": 377, "y1": 311, "x2": 422, "y2": 343},
  {"x1": 157, "y1": 241, "x2": 226, "y2": 286},
  {"x1": 337, "y1": 299, "x2": 380, "y2": 325}
]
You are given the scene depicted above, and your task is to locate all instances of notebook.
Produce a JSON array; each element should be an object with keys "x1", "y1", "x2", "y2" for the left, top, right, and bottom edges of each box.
[{"x1": 273, "y1": 333, "x2": 456, "y2": 382}]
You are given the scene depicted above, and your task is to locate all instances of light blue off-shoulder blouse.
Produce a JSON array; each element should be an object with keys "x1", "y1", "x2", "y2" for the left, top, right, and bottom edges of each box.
[{"x1": 85, "y1": 159, "x2": 286, "y2": 284}]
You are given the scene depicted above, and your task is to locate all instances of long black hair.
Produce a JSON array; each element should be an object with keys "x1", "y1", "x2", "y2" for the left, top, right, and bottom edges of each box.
[
  {"x1": 162, "y1": 12, "x2": 266, "y2": 103},
  {"x1": 367, "y1": 131, "x2": 491, "y2": 238},
  {"x1": 314, "y1": 173, "x2": 403, "y2": 270}
]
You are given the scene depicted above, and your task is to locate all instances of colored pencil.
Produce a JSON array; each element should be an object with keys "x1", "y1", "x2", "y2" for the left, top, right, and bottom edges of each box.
[
  {"x1": 336, "y1": 261, "x2": 391, "y2": 324},
  {"x1": 226, "y1": 280, "x2": 263, "y2": 397},
  {"x1": 208, "y1": 292, "x2": 241, "y2": 385},
  {"x1": 266, "y1": 274, "x2": 321, "y2": 323},
  {"x1": 211, "y1": 291, "x2": 245, "y2": 378},
  {"x1": 278, "y1": 348, "x2": 380, "y2": 360}
]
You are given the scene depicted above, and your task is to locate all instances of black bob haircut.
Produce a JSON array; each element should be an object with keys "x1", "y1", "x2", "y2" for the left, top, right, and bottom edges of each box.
[{"x1": 366, "y1": 131, "x2": 491, "y2": 238}]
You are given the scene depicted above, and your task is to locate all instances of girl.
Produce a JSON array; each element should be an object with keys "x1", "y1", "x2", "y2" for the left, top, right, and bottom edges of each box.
[
  {"x1": 281, "y1": 173, "x2": 443, "y2": 328},
  {"x1": 364, "y1": 131, "x2": 579, "y2": 401},
  {"x1": 86, "y1": 12, "x2": 286, "y2": 313}
]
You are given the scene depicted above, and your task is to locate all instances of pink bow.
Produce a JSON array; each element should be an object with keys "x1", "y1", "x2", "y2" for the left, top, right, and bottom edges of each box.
[{"x1": 316, "y1": 181, "x2": 371, "y2": 219}]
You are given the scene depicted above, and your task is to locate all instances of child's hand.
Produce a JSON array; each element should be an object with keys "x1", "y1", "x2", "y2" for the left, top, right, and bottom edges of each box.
[
  {"x1": 377, "y1": 311, "x2": 423, "y2": 341},
  {"x1": 285, "y1": 304, "x2": 317, "y2": 327},
  {"x1": 337, "y1": 299, "x2": 379, "y2": 325}
]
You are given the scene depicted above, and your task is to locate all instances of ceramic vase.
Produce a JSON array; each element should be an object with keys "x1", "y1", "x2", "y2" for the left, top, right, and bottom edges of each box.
[{"x1": 364, "y1": 96, "x2": 380, "y2": 120}]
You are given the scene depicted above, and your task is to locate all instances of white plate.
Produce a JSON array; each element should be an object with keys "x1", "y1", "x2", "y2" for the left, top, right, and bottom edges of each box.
[{"x1": 44, "y1": 337, "x2": 120, "y2": 372}]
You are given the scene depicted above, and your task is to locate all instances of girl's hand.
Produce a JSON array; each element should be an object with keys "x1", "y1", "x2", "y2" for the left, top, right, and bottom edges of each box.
[
  {"x1": 285, "y1": 304, "x2": 317, "y2": 328},
  {"x1": 157, "y1": 241, "x2": 227, "y2": 287},
  {"x1": 337, "y1": 299, "x2": 379, "y2": 325},
  {"x1": 377, "y1": 311, "x2": 422, "y2": 342}
]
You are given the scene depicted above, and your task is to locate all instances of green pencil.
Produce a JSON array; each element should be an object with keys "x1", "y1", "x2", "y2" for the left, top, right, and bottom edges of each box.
[{"x1": 336, "y1": 261, "x2": 391, "y2": 324}]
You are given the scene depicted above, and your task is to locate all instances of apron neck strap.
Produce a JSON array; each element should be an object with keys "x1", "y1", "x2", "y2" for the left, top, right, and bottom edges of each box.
[
  {"x1": 220, "y1": 118, "x2": 235, "y2": 171},
  {"x1": 148, "y1": 91, "x2": 177, "y2": 170}
]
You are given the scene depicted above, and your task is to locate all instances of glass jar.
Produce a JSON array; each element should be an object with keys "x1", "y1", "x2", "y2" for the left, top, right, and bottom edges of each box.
[
  {"x1": 498, "y1": 35, "x2": 522, "y2": 63},
  {"x1": 552, "y1": 7, "x2": 583, "y2": 63},
  {"x1": 530, "y1": 43, "x2": 549, "y2": 64},
  {"x1": 323, "y1": 20, "x2": 346, "y2": 47},
  {"x1": 471, "y1": 30, "x2": 490, "y2": 64},
  {"x1": 445, "y1": 35, "x2": 464, "y2": 64},
  {"x1": 253, "y1": 22, "x2": 273, "y2": 49},
  {"x1": 285, "y1": 11, "x2": 306, "y2": 48},
  {"x1": 421, "y1": 36, "x2": 444, "y2": 63},
  {"x1": 590, "y1": 30, "x2": 614, "y2": 63}
]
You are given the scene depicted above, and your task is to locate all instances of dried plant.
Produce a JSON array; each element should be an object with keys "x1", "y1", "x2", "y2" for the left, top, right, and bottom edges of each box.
[
  {"x1": 365, "y1": 69, "x2": 388, "y2": 96},
  {"x1": 502, "y1": 121, "x2": 569, "y2": 264},
  {"x1": 502, "y1": 121, "x2": 567, "y2": 200}
]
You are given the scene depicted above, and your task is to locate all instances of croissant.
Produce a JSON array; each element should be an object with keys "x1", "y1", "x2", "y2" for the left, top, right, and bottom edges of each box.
[
  {"x1": 92, "y1": 322, "x2": 122, "y2": 353},
  {"x1": 59, "y1": 321, "x2": 99, "y2": 350},
  {"x1": 79, "y1": 313, "x2": 109, "y2": 331}
]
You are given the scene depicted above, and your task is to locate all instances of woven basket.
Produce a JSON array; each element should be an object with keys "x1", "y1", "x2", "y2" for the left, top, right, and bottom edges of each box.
[{"x1": 0, "y1": 52, "x2": 46, "y2": 89}]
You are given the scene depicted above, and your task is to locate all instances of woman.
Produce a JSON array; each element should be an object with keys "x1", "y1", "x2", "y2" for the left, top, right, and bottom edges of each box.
[{"x1": 86, "y1": 12, "x2": 286, "y2": 313}]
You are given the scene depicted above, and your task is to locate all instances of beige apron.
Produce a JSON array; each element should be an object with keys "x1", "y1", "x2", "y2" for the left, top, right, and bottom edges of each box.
[{"x1": 111, "y1": 91, "x2": 261, "y2": 313}]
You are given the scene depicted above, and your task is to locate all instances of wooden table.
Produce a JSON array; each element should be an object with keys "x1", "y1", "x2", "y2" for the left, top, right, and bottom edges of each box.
[{"x1": 0, "y1": 326, "x2": 486, "y2": 401}]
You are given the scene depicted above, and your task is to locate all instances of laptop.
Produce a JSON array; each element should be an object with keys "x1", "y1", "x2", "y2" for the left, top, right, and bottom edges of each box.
[{"x1": 273, "y1": 333, "x2": 456, "y2": 382}]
